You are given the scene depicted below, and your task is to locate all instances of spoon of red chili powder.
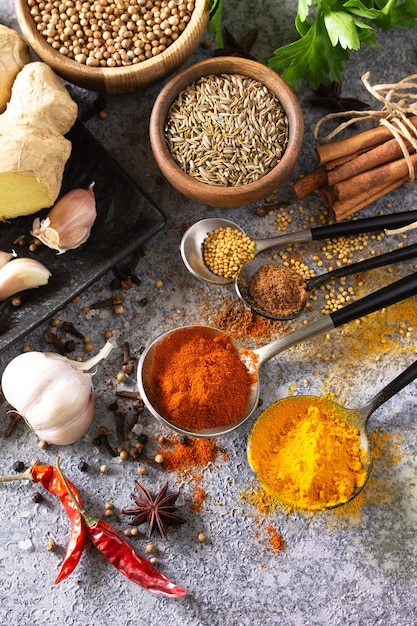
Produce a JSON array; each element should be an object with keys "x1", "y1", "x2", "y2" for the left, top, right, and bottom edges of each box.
[
  {"x1": 138, "y1": 270, "x2": 417, "y2": 437},
  {"x1": 236, "y1": 242, "x2": 417, "y2": 320}
]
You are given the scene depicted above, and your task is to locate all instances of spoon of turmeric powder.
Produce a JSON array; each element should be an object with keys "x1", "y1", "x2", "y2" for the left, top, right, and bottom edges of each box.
[
  {"x1": 235, "y1": 242, "x2": 417, "y2": 321},
  {"x1": 180, "y1": 212, "x2": 417, "y2": 285},
  {"x1": 138, "y1": 270, "x2": 417, "y2": 438},
  {"x1": 247, "y1": 358, "x2": 417, "y2": 511}
]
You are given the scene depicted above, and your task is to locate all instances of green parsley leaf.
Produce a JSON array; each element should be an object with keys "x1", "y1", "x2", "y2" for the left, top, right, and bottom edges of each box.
[
  {"x1": 323, "y1": 10, "x2": 361, "y2": 49},
  {"x1": 207, "y1": 0, "x2": 224, "y2": 46},
  {"x1": 268, "y1": 0, "x2": 417, "y2": 89}
]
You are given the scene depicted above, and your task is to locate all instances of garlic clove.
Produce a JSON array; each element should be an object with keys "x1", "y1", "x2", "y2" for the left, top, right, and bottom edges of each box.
[
  {"x1": 31, "y1": 182, "x2": 97, "y2": 254},
  {"x1": 0, "y1": 256, "x2": 50, "y2": 300},
  {"x1": 0, "y1": 250, "x2": 14, "y2": 269}
]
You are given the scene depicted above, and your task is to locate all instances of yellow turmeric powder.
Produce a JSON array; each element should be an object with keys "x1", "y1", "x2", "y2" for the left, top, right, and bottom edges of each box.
[{"x1": 247, "y1": 396, "x2": 368, "y2": 511}]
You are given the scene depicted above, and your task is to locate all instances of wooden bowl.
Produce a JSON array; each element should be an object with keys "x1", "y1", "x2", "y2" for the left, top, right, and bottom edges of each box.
[
  {"x1": 149, "y1": 57, "x2": 304, "y2": 208},
  {"x1": 14, "y1": 0, "x2": 210, "y2": 94}
]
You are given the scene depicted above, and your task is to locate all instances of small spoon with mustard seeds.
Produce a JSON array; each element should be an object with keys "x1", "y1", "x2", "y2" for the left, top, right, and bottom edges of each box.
[
  {"x1": 138, "y1": 270, "x2": 417, "y2": 438},
  {"x1": 247, "y1": 358, "x2": 417, "y2": 510},
  {"x1": 235, "y1": 241, "x2": 417, "y2": 321},
  {"x1": 180, "y1": 212, "x2": 417, "y2": 285}
]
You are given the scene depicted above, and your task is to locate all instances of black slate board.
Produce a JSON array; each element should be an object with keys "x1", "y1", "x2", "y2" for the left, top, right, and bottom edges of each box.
[{"x1": 0, "y1": 121, "x2": 166, "y2": 353}]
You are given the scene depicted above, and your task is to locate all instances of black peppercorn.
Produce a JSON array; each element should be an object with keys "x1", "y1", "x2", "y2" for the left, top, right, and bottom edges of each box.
[
  {"x1": 32, "y1": 491, "x2": 44, "y2": 503},
  {"x1": 139, "y1": 298, "x2": 148, "y2": 307},
  {"x1": 137, "y1": 433, "x2": 148, "y2": 445},
  {"x1": 179, "y1": 435, "x2": 190, "y2": 445},
  {"x1": 13, "y1": 461, "x2": 26, "y2": 472},
  {"x1": 78, "y1": 460, "x2": 89, "y2": 472}
]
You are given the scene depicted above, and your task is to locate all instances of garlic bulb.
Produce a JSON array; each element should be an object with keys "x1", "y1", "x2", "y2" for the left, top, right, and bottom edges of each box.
[
  {"x1": 0, "y1": 256, "x2": 50, "y2": 300},
  {"x1": 1, "y1": 340, "x2": 114, "y2": 445},
  {"x1": 31, "y1": 183, "x2": 96, "y2": 254}
]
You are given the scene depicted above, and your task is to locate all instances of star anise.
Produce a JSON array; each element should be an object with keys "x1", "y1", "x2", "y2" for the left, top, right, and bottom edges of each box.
[
  {"x1": 121, "y1": 481, "x2": 187, "y2": 541},
  {"x1": 309, "y1": 81, "x2": 369, "y2": 113},
  {"x1": 214, "y1": 27, "x2": 258, "y2": 60}
]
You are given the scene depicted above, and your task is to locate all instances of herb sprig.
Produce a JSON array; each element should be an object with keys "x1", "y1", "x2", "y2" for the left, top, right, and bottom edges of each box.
[{"x1": 208, "y1": 0, "x2": 417, "y2": 90}]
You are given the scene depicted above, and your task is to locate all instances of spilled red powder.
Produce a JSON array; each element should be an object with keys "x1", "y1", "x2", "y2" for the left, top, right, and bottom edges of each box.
[
  {"x1": 157, "y1": 436, "x2": 225, "y2": 514},
  {"x1": 159, "y1": 436, "x2": 219, "y2": 472},
  {"x1": 265, "y1": 525, "x2": 286, "y2": 553},
  {"x1": 190, "y1": 486, "x2": 206, "y2": 513}
]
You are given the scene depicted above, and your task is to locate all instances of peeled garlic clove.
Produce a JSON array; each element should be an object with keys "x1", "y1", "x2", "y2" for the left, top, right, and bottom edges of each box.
[
  {"x1": 31, "y1": 182, "x2": 96, "y2": 254},
  {"x1": 1, "y1": 340, "x2": 114, "y2": 445},
  {"x1": 0, "y1": 256, "x2": 50, "y2": 300},
  {"x1": 0, "y1": 250, "x2": 14, "y2": 269}
]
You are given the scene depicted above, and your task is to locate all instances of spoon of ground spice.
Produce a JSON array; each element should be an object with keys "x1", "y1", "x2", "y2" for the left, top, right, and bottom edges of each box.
[
  {"x1": 236, "y1": 242, "x2": 417, "y2": 320},
  {"x1": 137, "y1": 270, "x2": 417, "y2": 437},
  {"x1": 180, "y1": 212, "x2": 417, "y2": 285},
  {"x1": 247, "y1": 357, "x2": 417, "y2": 511}
]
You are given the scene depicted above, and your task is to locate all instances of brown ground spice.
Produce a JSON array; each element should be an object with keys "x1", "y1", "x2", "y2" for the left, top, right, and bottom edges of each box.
[
  {"x1": 248, "y1": 263, "x2": 308, "y2": 318},
  {"x1": 201, "y1": 296, "x2": 290, "y2": 344}
]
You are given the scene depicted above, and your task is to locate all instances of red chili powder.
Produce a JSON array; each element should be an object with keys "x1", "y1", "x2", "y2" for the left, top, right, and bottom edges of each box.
[{"x1": 150, "y1": 326, "x2": 257, "y2": 430}]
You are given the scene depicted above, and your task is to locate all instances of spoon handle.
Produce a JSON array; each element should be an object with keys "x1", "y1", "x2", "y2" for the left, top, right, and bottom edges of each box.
[
  {"x1": 255, "y1": 270, "x2": 417, "y2": 363},
  {"x1": 359, "y1": 359, "x2": 417, "y2": 423},
  {"x1": 253, "y1": 210, "x2": 417, "y2": 253},
  {"x1": 310, "y1": 210, "x2": 417, "y2": 240},
  {"x1": 307, "y1": 242, "x2": 417, "y2": 291},
  {"x1": 330, "y1": 270, "x2": 417, "y2": 327}
]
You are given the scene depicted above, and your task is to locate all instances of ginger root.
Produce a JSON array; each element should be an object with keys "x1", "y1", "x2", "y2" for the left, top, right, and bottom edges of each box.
[
  {"x1": 0, "y1": 52, "x2": 78, "y2": 220},
  {"x1": 0, "y1": 24, "x2": 31, "y2": 113}
]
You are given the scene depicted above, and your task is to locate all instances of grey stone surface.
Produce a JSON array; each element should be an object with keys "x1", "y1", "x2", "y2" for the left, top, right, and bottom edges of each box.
[{"x1": 0, "y1": 1, "x2": 417, "y2": 625}]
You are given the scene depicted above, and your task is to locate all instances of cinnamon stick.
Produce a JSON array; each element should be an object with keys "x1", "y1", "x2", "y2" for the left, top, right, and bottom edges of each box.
[
  {"x1": 292, "y1": 166, "x2": 327, "y2": 198},
  {"x1": 315, "y1": 115, "x2": 417, "y2": 164},
  {"x1": 324, "y1": 147, "x2": 371, "y2": 171},
  {"x1": 327, "y1": 135, "x2": 414, "y2": 186},
  {"x1": 330, "y1": 176, "x2": 409, "y2": 221},
  {"x1": 332, "y1": 152, "x2": 417, "y2": 203}
]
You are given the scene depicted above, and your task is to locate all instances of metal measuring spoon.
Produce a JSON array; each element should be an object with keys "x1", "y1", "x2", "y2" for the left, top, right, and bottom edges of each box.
[
  {"x1": 236, "y1": 242, "x2": 417, "y2": 321},
  {"x1": 247, "y1": 358, "x2": 417, "y2": 510},
  {"x1": 137, "y1": 270, "x2": 417, "y2": 438},
  {"x1": 180, "y1": 211, "x2": 417, "y2": 285}
]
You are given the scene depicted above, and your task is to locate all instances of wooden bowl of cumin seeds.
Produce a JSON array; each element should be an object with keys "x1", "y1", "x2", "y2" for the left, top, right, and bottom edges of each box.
[{"x1": 149, "y1": 57, "x2": 304, "y2": 207}]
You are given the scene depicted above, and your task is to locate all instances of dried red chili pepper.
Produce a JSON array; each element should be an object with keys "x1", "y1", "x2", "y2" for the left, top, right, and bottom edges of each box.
[
  {"x1": 56, "y1": 457, "x2": 187, "y2": 598},
  {"x1": 0, "y1": 464, "x2": 86, "y2": 584}
]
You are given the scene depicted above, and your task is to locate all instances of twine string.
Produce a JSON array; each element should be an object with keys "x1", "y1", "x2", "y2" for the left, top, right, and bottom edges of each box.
[{"x1": 314, "y1": 72, "x2": 417, "y2": 181}]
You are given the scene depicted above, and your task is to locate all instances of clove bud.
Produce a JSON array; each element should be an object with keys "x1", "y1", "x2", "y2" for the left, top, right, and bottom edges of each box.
[
  {"x1": 0, "y1": 256, "x2": 51, "y2": 301},
  {"x1": 31, "y1": 183, "x2": 97, "y2": 254}
]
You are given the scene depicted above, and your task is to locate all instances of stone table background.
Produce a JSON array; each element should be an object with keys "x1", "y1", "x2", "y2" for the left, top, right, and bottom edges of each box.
[{"x1": 1, "y1": 1, "x2": 417, "y2": 625}]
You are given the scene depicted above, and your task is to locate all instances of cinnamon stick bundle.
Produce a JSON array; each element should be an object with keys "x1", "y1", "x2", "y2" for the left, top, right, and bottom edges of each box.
[{"x1": 292, "y1": 115, "x2": 417, "y2": 221}]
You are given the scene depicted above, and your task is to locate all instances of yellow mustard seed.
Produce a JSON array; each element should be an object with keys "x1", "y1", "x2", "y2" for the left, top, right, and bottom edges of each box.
[{"x1": 202, "y1": 226, "x2": 256, "y2": 278}]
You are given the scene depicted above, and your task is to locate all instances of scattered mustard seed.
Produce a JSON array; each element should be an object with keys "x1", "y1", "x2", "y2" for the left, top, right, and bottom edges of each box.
[
  {"x1": 46, "y1": 539, "x2": 57, "y2": 552},
  {"x1": 145, "y1": 543, "x2": 156, "y2": 554}
]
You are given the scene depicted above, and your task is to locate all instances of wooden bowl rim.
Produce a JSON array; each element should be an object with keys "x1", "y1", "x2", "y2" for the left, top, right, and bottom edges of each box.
[{"x1": 149, "y1": 57, "x2": 304, "y2": 206}]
